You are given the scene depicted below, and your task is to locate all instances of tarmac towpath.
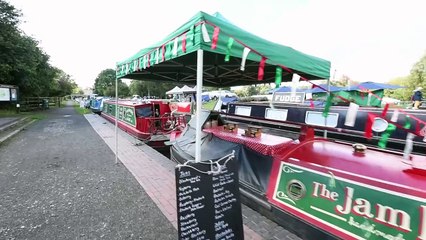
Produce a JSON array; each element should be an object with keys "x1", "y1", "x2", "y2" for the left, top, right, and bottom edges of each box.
[{"x1": 0, "y1": 102, "x2": 177, "y2": 239}]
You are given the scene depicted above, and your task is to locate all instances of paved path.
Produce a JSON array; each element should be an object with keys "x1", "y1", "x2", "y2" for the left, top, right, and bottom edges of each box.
[
  {"x1": 0, "y1": 103, "x2": 177, "y2": 239},
  {"x1": 86, "y1": 114, "x2": 301, "y2": 240}
]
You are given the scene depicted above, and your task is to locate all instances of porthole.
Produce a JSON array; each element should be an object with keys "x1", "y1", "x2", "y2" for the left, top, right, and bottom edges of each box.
[{"x1": 286, "y1": 180, "x2": 306, "y2": 200}]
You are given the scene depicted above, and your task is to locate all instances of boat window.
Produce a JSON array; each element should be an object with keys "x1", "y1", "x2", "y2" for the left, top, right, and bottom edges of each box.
[
  {"x1": 135, "y1": 106, "x2": 152, "y2": 117},
  {"x1": 305, "y1": 111, "x2": 339, "y2": 128},
  {"x1": 235, "y1": 106, "x2": 251, "y2": 116},
  {"x1": 265, "y1": 108, "x2": 288, "y2": 121}
]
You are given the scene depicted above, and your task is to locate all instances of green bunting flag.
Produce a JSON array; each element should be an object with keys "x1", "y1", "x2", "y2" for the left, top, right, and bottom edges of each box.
[
  {"x1": 275, "y1": 67, "x2": 282, "y2": 88},
  {"x1": 378, "y1": 124, "x2": 396, "y2": 149},
  {"x1": 404, "y1": 116, "x2": 411, "y2": 129},
  {"x1": 322, "y1": 94, "x2": 333, "y2": 117},
  {"x1": 224, "y1": 37, "x2": 234, "y2": 62}
]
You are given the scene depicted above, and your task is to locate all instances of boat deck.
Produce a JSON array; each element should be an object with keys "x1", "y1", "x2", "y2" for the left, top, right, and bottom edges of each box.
[{"x1": 85, "y1": 114, "x2": 302, "y2": 240}]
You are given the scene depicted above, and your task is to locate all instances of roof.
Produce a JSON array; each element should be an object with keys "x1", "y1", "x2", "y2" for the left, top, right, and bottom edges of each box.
[{"x1": 116, "y1": 11, "x2": 331, "y2": 87}]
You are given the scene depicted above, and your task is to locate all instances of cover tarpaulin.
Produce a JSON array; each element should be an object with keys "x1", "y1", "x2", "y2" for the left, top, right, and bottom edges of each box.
[
  {"x1": 116, "y1": 12, "x2": 331, "y2": 86},
  {"x1": 171, "y1": 112, "x2": 273, "y2": 193}
]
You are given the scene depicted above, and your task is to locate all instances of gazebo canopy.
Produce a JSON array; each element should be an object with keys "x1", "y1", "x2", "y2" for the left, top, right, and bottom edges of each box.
[
  {"x1": 116, "y1": 12, "x2": 331, "y2": 87},
  {"x1": 348, "y1": 82, "x2": 404, "y2": 91},
  {"x1": 180, "y1": 85, "x2": 196, "y2": 93},
  {"x1": 166, "y1": 86, "x2": 181, "y2": 95}
]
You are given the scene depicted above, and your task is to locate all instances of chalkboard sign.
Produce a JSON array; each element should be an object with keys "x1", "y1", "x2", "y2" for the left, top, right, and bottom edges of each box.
[{"x1": 175, "y1": 155, "x2": 244, "y2": 240}]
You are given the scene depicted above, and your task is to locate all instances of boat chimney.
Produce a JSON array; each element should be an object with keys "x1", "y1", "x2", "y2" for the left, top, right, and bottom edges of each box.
[{"x1": 352, "y1": 143, "x2": 367, "y2": 154}]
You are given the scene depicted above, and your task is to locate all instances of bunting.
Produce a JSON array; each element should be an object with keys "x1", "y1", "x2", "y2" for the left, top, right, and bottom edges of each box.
[
  {"x1": 344, "y1": 102, "x2": 359, "y2": 127},
  {"x1": 182, "y1": 33, "x2": 187, "y2": 53},
  {"x1": 257, "y1": 57, "x2": 266, "y2": 80},
  {"x1": 224, "y1": 37, "x2": 234, "y2": 62},
  {"x1": 155, "y1": 48, "x2": 159, "y2": 64},
  {"x1": 364, "y1": 113, "x2": 375, "y2": 139},
  {"x1": 189, "y1": 25, "x2": 195, "y2": 45},
  {"x1": 291, "y1": 74, "x2": 300, "y2": 96},
  {"x1": 275, "y1": 67, "x2": 282, "y2": 88},
  {"x1": 147, "y1": 53, "x2": 150, "y2": 68},
  {"x1": 390, "y1": 109, "x2": 399, "y2": 122},
  {"x1": 381, "y1": 103, "x2": 389, "y2": 117},
  {"x1": 201, "y1": 23, "x2": 211, "y2": 42},
  {"x1": 161, "y1": 44, "x2": 165, "y2": 62},
  {"x1": 404, "y1": 116, "x2": 411, "y2": 129},
  {"x1": 211, "y1": 26, "x2": 220, "y2": 49},
  {"x1": 403, "y1": 133, "x2": 415, "y2": 160},
  {"x1": 240, "y1": 47, "x2": 251, "y2": 71},
  {"x1": 173, "y1": 37, "x2": 178, "y2": 56},
  {"x1": 310, "y1": 99, "x2": 314, "y2": 109},
  {"x1": 322, "y1": 94, "x2": 333, "y2": 118},
  {"x1": 378, "y1": 124, "x2": 396, "y2": 149}
]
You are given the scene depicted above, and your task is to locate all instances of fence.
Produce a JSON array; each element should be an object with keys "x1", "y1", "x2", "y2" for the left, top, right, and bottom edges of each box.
[{"x1": 20, "y1": 97, "x2": 62, "y2": 112}]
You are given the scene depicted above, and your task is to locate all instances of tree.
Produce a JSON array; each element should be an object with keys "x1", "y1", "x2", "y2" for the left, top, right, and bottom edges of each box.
[
  {"x1": 93, "y1": 68, "x2": 130, "y2": 97},
  {"x1": 384, "y1": 52, "x2": 426, "y2": 100},
  {"x1": 129, "y1": 80, "x2": 182, "y2": 98},
  {"x1": 50, "y1": 68, "x2": 77, "y2": 96},
  {"x1": 0, "y1": 0, "x2": 68, "y2": 98}
]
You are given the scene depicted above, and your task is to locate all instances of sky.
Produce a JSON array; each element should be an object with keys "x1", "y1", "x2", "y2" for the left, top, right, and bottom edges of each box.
[{"x1": 8, "y1": 0, "x2": 426, "y2": 89}]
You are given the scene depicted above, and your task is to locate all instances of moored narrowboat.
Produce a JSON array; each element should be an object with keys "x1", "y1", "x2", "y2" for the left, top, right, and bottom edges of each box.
[{"x1": 101, "y1": 99, "x2": 182, "y2": 149}]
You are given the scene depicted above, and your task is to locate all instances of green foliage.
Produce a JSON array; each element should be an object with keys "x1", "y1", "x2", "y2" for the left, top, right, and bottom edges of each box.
[
  {"x1": 129, "y1": 80, "x2": 179, "y2": 98},
  {"x1": 384, "y1": 53, "x2": 426, "y2": 100},
  {"x1": 202, "y1": 100, "x2": 218, "y2": 110},
  {"x1": 73, "y1": 104, "x2": 91, "y2": 115},
  {"x1": 93, "y1": 69, "x2": 129, "y2": 97},
  {"x1": 0, "y1": 0, "x2": 74, "y2": 98},
  {"x1": 234, "y1": 84, "x2": 271, "y2": 97}
]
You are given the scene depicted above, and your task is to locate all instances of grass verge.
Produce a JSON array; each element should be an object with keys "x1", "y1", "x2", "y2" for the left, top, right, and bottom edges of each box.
[
  {"x1": 0, "y1": 110, "x2": 46, "y2": 120},
  {"x1": 74, "y1": 105, "x2": 92, "y2": 115},
  {"x1": 202, "y1": 100, "x2": 218, "y2": 110}
]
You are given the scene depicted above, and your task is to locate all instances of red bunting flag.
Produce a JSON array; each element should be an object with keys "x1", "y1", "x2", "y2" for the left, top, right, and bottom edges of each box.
[
  {"x1": 182, "y1": 33, "x2": 187, "y2": 53},
  {"x1": 147, "y1": 53, "x2": 150, "y2": 68},
  {"x1": 381, "y1": 103, "x2": 390, "y2": 117},
  {"x1": 211, "y1": 26, "x2": 220, "y2": 50},
  {"x1": 135, "y1": 59, "x2": 140, "y2": 72},
  {"x1": 310, "y1": 99, "x2": 314, "y2": 109},
  {"x1": 257, "y1": 57, "x2": 267, "y2": 81},
  {"x1": 161, "y1": 45, "x2": 165, "y2": 62},
  {"x1": 364, "y1": 113, "x2": 375, "y2": 139}
]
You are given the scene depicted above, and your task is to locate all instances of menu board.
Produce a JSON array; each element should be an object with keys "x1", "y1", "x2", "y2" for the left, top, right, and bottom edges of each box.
[{"x1": 175, "y1": 157, "x2": 244, "y2": 240}]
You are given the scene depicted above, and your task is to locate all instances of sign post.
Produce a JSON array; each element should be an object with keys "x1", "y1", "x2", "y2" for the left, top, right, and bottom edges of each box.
[{"x1": 175, "y1": 152, "x2": 244, "y2": 240}]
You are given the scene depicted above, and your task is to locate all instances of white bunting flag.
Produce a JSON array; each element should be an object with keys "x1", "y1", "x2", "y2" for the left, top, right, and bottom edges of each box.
[
  {"x1": 201, "y1": 23, "x2": 211, "y2": 43},
  {"x1": 291, "y1": 73, "x2": 300, "y2": 97},
  {"x1": 390, "y1": 109, "x2": 399, "y2": 122},
  {"x1": 143, "y1": 55, "x2": 147, "y2": 69},
  {"x1": 173, "y1": 38, "x2": 178, "y2": 56},
  {"x1": 240, "y1": 47, "x2": 251, "y2": 71},
  {"x1": 344, "y1": 102, "x2": 359, "y2": 127},
  {"x1": 155, "y1": 48, "x2": 160, "y2": 64},
  {"x1": 126, "y1": 63, "x2": 129, "y2": 74},
  {"x1": 403, "y1": 133, "x2": 415, "y2": 160}
]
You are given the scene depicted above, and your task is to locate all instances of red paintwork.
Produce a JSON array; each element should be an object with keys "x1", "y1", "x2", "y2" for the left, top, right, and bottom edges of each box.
[
  {"x1": 207, "y1": 123, "x2": 426, "y2": 239},
  {"x1": 203, "y1": 126, "x2": 293, "y2": 156},
  {"x1": 101, "y1": 100, "x2": 183, "y2": 148},
  {"x1": 264, "y1": 137, "x2": 426, "y2": 240}
]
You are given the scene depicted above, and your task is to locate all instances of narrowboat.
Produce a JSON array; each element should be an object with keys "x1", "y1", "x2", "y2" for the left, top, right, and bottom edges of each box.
[
  {"x1": 225, "y1": 101, "x2": 426, "y2": 154},
  {"x1": 101, "y1": 99, "x2": 184, "y2": 149},
  {"x1": 169, "y1": 109, "x2": 426, "y2": 239},
  {"x1": 90, "y1": 96, "x2": 106, "y2": 114}
]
